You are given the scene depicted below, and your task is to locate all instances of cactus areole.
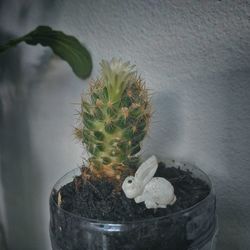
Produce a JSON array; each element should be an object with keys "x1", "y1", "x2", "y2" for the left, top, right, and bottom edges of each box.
[{"x1": 75, "y1": 59, "x2": 151, "y2": 182}]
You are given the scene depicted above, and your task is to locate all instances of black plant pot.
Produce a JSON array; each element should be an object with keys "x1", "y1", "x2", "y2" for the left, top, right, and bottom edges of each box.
[{"x1": 50, "y1": 160, "x2": 217, "y2": 250}]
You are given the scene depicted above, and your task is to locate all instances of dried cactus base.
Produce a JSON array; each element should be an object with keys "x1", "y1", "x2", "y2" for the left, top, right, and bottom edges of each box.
[{"x1": 50, "y1": 161, "x2": 216, "y2": 250}]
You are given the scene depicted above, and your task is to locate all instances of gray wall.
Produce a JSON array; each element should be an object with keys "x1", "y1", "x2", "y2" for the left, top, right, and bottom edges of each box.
[{"x1": 0, "y1": 0, "x2": 250, "y2": 249}]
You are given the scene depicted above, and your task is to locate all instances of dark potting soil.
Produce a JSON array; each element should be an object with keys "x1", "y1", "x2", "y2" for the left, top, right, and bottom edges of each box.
[{"x1": 53, "y1": 162, "x2": 210, "y2": 221}]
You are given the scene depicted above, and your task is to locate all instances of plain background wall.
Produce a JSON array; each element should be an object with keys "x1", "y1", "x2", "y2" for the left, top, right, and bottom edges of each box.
[{"x1": 0, "y1": 0, "x2": 250, "y2": 249}]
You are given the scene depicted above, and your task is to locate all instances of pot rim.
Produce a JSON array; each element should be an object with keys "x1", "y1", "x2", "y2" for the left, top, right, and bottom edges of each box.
[{"x1": 50, "y1": 158, "x2": 215, "y2": 225}]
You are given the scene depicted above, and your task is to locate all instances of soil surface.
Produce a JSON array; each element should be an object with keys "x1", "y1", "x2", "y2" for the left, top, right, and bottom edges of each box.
[{"x1": 53, "y1": 162, "x2": 210, "y2": 221}]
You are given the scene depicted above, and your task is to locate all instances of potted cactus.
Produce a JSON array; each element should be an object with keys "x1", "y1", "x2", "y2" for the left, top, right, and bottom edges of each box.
[
  {"x1": 0, "y1": 26, "x2": 216, "y2": 250},
  {"x1": 49, "y1": 59, "x2": 217, "y2": 250}
]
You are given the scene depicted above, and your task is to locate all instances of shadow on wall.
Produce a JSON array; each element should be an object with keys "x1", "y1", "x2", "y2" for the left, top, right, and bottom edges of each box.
[
  {"x1": 216, "y1": 68, "x2": 250, "y2": 250},
  {"x1": 0, "y1": 1, "x2": 58, "y2": 249},
  {"x1": 0, "y1": 28, "x2": 46, "y2": 250},
  {"x1": 144, "y1": 91, "x2": 183, "y2": 159},
  {"x1": 0, "y1": 29, "x2": 24, "y2": 250}
]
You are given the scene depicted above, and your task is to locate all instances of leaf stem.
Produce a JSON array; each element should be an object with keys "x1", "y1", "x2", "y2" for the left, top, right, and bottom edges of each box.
[{"x1": 0, "y1": 35, "x2": 27, "y2": 54}]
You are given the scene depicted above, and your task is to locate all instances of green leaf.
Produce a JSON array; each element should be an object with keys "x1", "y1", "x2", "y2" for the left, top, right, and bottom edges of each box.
[{"x1": 0, "y1": 26, "x2": 92, "y2": 79}]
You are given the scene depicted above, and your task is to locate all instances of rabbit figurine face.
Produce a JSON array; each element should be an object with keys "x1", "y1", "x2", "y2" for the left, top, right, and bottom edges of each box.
[
  {"x1": 122, "y1": 155, "x2": 176, "y2": 209},
  {"x1": 122, "y1": 176, "x2": 143, "y2": 198}
]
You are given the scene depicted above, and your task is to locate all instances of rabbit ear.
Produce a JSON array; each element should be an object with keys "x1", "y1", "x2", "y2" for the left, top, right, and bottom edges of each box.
[{"x1": 135, "y1": 155, "x2": 158, "y2": 186}]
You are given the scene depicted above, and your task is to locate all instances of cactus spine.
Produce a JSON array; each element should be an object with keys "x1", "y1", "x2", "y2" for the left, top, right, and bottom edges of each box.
[{"x1": 76, "y1": 59, "x2": 151, "y2": 181}]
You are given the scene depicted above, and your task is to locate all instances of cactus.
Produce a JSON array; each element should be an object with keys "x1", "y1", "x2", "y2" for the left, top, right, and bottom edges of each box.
[{"x1": 76, "y1": 59, "x2": 151, "y2": 181}]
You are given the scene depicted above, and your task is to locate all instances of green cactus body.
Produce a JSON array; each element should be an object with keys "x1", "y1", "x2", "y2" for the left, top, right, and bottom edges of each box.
[{"x1": 76, "y1": 59, "x2": 151, "y2": 181}]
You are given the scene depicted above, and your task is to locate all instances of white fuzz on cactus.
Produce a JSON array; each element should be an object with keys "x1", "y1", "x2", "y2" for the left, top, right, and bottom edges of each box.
[{"x1": 100, "y1": 58, "x2": 136, "y2": 103}]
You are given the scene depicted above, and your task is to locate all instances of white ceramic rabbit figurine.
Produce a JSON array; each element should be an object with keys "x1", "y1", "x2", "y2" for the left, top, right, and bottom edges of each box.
[{"x1": 122, "y1": 155, "x2": 176, "y2": 209}]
